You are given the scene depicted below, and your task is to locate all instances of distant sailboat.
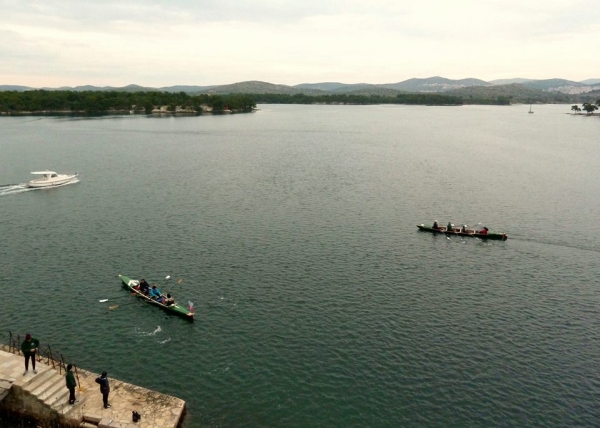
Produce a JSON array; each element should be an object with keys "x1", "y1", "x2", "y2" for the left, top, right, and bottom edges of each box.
[{"x1": 528, "y1": 104, "x2": 534, "y2": 114}]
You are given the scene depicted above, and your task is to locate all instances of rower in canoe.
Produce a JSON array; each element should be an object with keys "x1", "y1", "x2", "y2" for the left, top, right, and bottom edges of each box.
[
  {"x1": 416, "y1": 224, "x2": 507, "y2": 241},
  {"x1": 118, "y1": 274, "x2": 194, "y2": 320}
]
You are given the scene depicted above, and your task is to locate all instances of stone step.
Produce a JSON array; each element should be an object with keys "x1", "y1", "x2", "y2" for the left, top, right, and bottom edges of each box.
[
  {"x1": 14, "y1": 366, "x2": 51, "y2": 389},
  {"x1": 98, "y1": 419, "x2": 118, "y2": 428},
  {"x1": 24, "y1": 369, "x2": 56, "y2": 394},
  {"x1": 80, "y1": 422, "x2": 98, "y2": 428},
  {"x1": 83, "y1": 414, "x2": 103, "y2": 425},
  {"x1": 57, "y1": 394, "x2": 87, "y2": 415},
  {"x1": 45, "y1": 387, "x2": 69, "y2": 408},
  {"x1": 30, "y1": 371, "x2": 61, "y2": 397},
  {"x1": 36, "y1": 375, "x2": 65, "y2": 402}
]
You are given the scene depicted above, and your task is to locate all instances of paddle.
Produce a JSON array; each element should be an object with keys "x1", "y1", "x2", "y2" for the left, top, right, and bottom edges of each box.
[
  {"x1": 100, "y1": 292, "x2": 137, "y2": 303},
  {"x1": 99, "y1": 297, "x2": 126, "y2": 302},
  {"x1": 166, "y1": 278, "x2": 184, "y2": 294},
  {"x1": 109, "y1": 301, "x2": 140, "y2": 310}
]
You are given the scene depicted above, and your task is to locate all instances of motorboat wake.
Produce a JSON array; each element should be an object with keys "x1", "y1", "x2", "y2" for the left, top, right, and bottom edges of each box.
[{"x1": 0, "y1": 177, "x2": 79, "y2": 197}]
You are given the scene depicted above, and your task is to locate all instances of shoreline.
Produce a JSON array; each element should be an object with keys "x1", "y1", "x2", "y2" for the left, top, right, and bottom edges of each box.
[{"x1": 0, "y1": 109, "x2": 250, "y2": 116}]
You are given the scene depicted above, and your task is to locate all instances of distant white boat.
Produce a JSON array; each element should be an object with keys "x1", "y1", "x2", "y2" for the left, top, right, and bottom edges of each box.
[{"x1": 28, "y1": 171, "x2": 78, "y2": 188}]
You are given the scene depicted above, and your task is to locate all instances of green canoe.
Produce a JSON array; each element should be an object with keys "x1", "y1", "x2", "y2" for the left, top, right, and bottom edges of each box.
[
  {"x1": 417, "y1": 224, "x2": 508, "y2": 241},
  {"x1": 118, "y1": 274, "x2": 194, "y2": 321}
]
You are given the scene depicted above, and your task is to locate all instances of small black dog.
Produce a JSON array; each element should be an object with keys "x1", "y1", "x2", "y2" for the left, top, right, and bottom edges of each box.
[{"x1": 132, "y1": 411, "x2": 141, "y2": 422}]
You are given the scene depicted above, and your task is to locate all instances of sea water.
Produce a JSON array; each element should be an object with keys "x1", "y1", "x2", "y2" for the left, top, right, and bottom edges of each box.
[{"x1": 1, "y1": 105, "x2": 599, "y2": 427}]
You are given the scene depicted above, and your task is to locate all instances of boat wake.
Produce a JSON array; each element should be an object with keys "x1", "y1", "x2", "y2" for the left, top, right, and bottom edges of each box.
[
  {"x1": 0, "y1": 178, "x2": 79, "y2": 197},
  {"x1": 135, "y1": 326, "x2": 163, "y2": 337},
  {"x1": 134, "y1": 326, "x2": 171, "y2": 344},
  {"x1": 0, "y1": 183, "x2": 32, "y2": 197}
]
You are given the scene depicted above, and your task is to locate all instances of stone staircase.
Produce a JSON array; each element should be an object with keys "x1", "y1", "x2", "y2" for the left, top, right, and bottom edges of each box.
[
  {"x1": 2, "y1": 347, "x2": 184, "y2": 427},
  {"x1": 20, "y1": 367, "x2": 85, "y2": 415},
  {"x1": 8, "y1": 357, "x2": 86, "y2": 417}
]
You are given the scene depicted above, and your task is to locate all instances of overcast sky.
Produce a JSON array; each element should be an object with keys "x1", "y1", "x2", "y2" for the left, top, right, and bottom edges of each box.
[{"x1": 1, "y1": 0, "x2": 598, "y2": 87}]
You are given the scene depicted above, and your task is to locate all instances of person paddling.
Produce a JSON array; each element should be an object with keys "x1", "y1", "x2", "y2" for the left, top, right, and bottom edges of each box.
[
  {"x1": 139, "y1": 279, "x2": 150, "y2": 295},
  {"x1": 164, "y1": 294, "x2": 175, "y2": 306},
  {"x1": 149, "y1": 285, "x2": 162, "y2": 299}
]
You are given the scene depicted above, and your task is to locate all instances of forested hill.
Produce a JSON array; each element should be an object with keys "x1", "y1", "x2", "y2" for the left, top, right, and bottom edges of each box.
[
  {"x1": 251, "y1": 93, "x2": 464, "y2": 106},
  {"x1": 446, "y1": 84, "x2": 573, "y2": 104},
  {"x1": 3, "y1": 76, "x2": 600, "y2": 105}
]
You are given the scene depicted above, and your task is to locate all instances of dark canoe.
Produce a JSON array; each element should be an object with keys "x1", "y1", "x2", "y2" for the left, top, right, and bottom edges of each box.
[
  {"x1": 118, "y1": 274, "x2": 194, "y2": 321},
  {"x1": 416, "y1": 224, "x2": 508, "y2": 241}
]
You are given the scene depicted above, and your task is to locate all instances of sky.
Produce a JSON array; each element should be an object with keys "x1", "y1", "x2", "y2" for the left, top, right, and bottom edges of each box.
[{"x1": 1, "y1": 0, "x2": 599, "y2": 88}]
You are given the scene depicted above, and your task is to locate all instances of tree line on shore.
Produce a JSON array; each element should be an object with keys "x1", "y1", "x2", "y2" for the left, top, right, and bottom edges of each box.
[
  {"x1": 570, "y1": 100, "x2": 600, "y2": 114},
  {"x1": 1, "y1": 89, "x2": 583, "y2": 115},
  {"x1": 251, "y1": 92, "x2": 466, "y2": 105},
  {"x1": 0, "y1": 90, "x2": 256, "y2": 114}
]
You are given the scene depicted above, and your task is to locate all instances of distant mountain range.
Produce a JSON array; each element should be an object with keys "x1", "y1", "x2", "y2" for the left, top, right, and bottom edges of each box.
[{"x1": 2, "y1": 77, "x2": 599, "y2": 103}]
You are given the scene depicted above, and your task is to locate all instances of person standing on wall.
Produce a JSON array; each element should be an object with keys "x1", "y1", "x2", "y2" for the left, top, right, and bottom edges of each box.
[
  {"x1": 95, "y1": 371, "x2": 111, "y2": 408},
  {"x1": 66, "y1": 364, "x2": 77, "y2": 405},
  {"x1": 20, "y1": 333, "x2": 39, "y2": 376}
]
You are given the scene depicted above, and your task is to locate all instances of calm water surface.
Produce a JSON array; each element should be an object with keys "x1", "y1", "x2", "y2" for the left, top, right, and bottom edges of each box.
[{"x1": 1, "y1": 105, "x2": 599, "y2": 427}]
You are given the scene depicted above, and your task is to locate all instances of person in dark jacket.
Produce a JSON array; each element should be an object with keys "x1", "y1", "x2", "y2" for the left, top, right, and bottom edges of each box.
[
  {"x1": 164, "y1": 294, "x2": 175, "y2": 306},
  {"x1": 66, "y1": 364, "x2": 77, "y2": 405},
  {"x1": 139, "y1": 279, "x2": 150, "y2": 295},
  {"x1": 95, "y1": 371, "x2": 111, "y2": 408},
  {"x1": 21, "y1": 333, "x2": 40, "y2": 375}
]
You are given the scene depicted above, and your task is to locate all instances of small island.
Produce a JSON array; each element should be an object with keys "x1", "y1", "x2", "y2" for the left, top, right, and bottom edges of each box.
[
  {"x1": 0, "y1": 90, "x2": 257, "y2": 115},
  {"x1": 0, "y1": 90, "x2": 469, "y2": 116},
  {"x1": 570, "y1": 101, "x2": 600, "y2": 115}
]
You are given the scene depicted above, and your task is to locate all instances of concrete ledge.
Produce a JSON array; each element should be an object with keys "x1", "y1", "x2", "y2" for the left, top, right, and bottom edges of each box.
[
  {"x1": 99, "y1": 419, "x2": 139, "y2": 428},
  {"x1": 83, "y1": 413, "x2": 103, "y2": 423}
]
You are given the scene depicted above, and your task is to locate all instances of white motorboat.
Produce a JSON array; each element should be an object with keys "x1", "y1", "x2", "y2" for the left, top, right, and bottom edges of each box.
[{"x1": 28, "y1": 171, "x2": 78, "y2": 188}]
